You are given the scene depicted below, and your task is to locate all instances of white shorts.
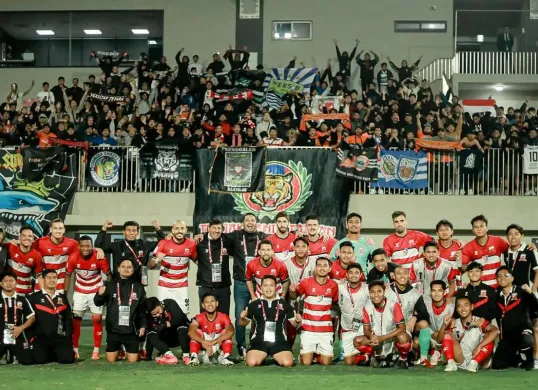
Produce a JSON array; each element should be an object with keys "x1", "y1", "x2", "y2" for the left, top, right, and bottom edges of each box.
[
  {"x1": 341, "y1": 327, "x2": 364, "y2": 357},
  {"x1": 72, "y1": 291, "x2": 102, "y2": 315},
  {"x1": 300, "y1": 331, "x2": 334, "y2": 357},
  {"x1": 157, "y1": 286, "x2": 189, "y2": 314}
]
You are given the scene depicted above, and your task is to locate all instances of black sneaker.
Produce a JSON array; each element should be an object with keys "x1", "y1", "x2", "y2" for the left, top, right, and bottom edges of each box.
[{"x1": 397, "y1": 358, "x2": 409, "y2": 370}]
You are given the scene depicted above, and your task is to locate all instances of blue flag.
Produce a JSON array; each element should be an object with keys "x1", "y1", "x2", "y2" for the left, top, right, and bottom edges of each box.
[
  {"x1": 371, "y1": 150, "x2": 428, "y2": 189},
  {"x1": 262, "y1": 67, "x2": 318, "y2": 110}
]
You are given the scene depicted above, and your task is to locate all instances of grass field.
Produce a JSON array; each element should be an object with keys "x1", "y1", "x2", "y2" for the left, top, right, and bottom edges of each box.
[{"x1": 2, "y1": 329, "x2": 537, "y2": 390}]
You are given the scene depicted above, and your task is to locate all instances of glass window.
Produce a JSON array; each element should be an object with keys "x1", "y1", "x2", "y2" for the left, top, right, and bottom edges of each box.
[
  {"x1": 394, "y1": 20, "x2": 447, "y2": 33},
  {"x1": 273, "y1": 21, "x2": 312, "y2": 40}
]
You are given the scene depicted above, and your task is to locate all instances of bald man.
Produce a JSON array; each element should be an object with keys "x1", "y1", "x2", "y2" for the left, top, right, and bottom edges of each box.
[{"x1": 149, "y1": 221, "x2": 198, "y2": 314}]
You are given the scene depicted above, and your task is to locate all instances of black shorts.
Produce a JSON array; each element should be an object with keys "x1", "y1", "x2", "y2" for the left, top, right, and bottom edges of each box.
[
  {"x1": 248, "y1": 340, "x2": 292, "y2": 357},
  {"x1": 106, "y1": 332, "x2": 139, "y2": 354}
]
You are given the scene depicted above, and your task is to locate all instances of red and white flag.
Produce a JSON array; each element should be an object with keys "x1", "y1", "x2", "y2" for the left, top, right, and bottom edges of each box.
[{"x1": 462, "y1": 99, "x2": 496, "y2": 114}]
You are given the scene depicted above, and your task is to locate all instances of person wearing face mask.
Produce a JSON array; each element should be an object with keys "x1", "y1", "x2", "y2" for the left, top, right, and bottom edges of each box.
[
  {"x1": 333, "y1": 39, "x2": 359, "y2": 86},
  {"x1": 94, "y1": 259, "x2": 147, "y2": 363}
]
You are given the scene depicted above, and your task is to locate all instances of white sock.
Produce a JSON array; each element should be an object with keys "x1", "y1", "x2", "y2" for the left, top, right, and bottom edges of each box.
[
  {"x1": 73, "y1": 348, "x2": 79, "y2": 353},
  {"x1": 223, "y1": 353, "x2": 229, "y2": 358},
  {"x1": 139, "y1": 341, "x2": 146, "y2": 350},
  {"x1": 164, "y1": 351, "x2": 173, "y2": 357},
  {"x1": 183, "y1": 353, "x2": 189, "y2": 358},
  {"x1": 93, "y1": 347, "x2": 99, "y2": 353}
]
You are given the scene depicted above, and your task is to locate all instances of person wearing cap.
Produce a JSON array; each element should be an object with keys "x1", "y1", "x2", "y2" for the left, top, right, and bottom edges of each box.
[{"x1": 455, "y1": 262, "x2": 497, "y2": 321}]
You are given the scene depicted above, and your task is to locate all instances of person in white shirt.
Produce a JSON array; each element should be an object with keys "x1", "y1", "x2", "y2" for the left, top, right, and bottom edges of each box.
[
  {"x1": 6, "y1": 81, "x2": 35, "y2": 111},
  {"x1": 190, "y1": 55, "x2": 203, "y2": 75},
  {"x1": 255, "y1": 112, "x2": 273, "y2": 138},
  {"x1": 36, "y1": 82, "x2": 55, "y2": 104},
  {"x1": 261, "y1": 127, "x2": 285, "y2": 147}
]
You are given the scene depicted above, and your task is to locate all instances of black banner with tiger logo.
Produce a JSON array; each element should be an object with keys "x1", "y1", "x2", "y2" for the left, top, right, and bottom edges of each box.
[{"x1": 194, "y1": 148, "x2": 350, "y2": 237}]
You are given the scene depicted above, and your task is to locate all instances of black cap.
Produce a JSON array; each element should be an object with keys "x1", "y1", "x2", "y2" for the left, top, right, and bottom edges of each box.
[{"x1": 405, "y1": 112, "x2": 412, "y2": 117}]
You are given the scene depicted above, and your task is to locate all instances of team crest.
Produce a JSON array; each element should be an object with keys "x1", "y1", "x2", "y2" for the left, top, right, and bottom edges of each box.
[
  {"x1": 17, "y1": 301, "x2": 23, "y2": 309},
  {"x1": 89, "y1": 151, "x2": 120, "y2": 187},
  {"x1": 231, "y1": 160, "x2": 312, "y2": 220},
  {"x1": 131, "y1": 293, "x2": 138, "y2": 300},
  {"x1": 57, "y1": 297, "x2": 63, "y2": 305},
  {"x1": 479, "y1": 290, "x2": 487, "y2": 298}
]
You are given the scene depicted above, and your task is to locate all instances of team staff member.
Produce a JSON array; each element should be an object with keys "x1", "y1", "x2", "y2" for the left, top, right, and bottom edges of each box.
[
  {"x1": 492, "y1": 266, "x2": 538, "y2": 371},
  {"x1": 29, "y1": 270, "x2": 74, "y2": 365},
  {"x1": 239, "y1": 275, "x2": 301, "y2": 367},
  {"x1": 457, "y1": 262, "x2": 497, "y2": 321},
  {"x1": 6, "y1": 226, "x2": 43, "y2": 296},
  {"x1": 366, "y1": 249, "x2": 397, "y2": 283},
  {"x1": 96, "y1": 219, "x2": 165, "y2": 284},
  {"x1": 94, "y1": 259, "x2": 147, "y2": 364},
  {"x1": 145, "y1": 297, "x2": 191, "y2": 365},
  {"x1": 331, "y1": 213, "x2": 375, "y2": 272},
  {"x1": 0, "y1": 271, "x2": 35, "y2": 365},
  {"x1": 195, "y1": 219, "x2": 233, "y2": 315}
]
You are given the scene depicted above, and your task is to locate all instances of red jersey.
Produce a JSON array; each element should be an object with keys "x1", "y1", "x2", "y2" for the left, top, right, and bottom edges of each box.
[
  {"x1": 6, "y1": 243, "x2": 43, "y2": 295},
  {"x1": 462, "y1": 235, "x2": 509, "y2": 288},
  {"x1": 383, "y1": 230, "x2": 432, "y2": 268},
  {"x1": 153, "y1": 238, "x2": 197, "y2": 288},
  {"x1": 33, "y1": 236, "x2": 78, "y2": 292},
  {"x1": 66, "y1": 250, "x2": 110, "y2": 294},
  {"x1": 329, "y1": 260, "x2": 348, "y2": 281},
  {"x1": 193, "y1": 312, "x2": 233, "y2": 339},
  {"x1": 437, "y1": 239, "x2": 463, "y2": 267},
  {"x1": 307, "y1": 236, "x2": 338, "y2": 262},
  {"x1": 266, "y1": 232, "x2": 296, "y2": 262},
  {"x1": 245, "y1": 258, "x2": 289, "y2": 297},
  {"x1": 296, "y1": 277, "x2": 339, "y2": 333}
]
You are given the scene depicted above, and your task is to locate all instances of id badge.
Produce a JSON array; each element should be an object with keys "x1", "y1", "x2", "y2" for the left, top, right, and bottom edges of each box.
[
  {"x1": 141, "y1": 266, "x2": 149, "y2": 286},
  {"x1": 264, "y1": 321, "x2": 276, "y2": 343},
  {"x1": 211, "y1": 263, "x2": 222, "y2": 283},
  {"x1": 245, "y1": 256, "x2": 255, "y2": 266},
  {"x1": 119, "y1": 305, "x2": 131, "y2": 326},
  {"x1": 3, "y1": 324, "x2": 15, "y2": 345}
]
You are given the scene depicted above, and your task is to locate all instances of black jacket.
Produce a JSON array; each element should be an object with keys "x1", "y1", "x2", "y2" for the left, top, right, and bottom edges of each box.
[
  {"x1": 225, "y1": 230, "x2": 268, "y2": 282},
  {"x1": 30, "y1": 290, "x2": 72, "y2": 339},
  {"x1": 0, "y1": 293, "x2": 34, "y2": 344},
  {"x1": 195, "y1": 234, "x2": 233, "y2": 288},
  {"x1": 457, "y1": 282, "x2": 497, "y2": 321},
  {"x1": 94, "y1": 278, "x2": 147, "y2": 335},
  {"x1": 495, "y1": 285, "x2": 538, "y2": 334},
  {"x1": 147, "y1": 299, "x2": 190, "y2": 335}
]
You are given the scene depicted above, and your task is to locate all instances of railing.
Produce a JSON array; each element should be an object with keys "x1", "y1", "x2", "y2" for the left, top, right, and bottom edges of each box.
[
  {"x1": 456, "y1": 52, "x2": 538, "y2": 75},
  {"x1": 415, "y1": 57, "x2": 457, "y2": 83}
]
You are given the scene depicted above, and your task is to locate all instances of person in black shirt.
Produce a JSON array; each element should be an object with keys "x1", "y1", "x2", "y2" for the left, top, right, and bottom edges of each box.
[
  {"x1": 456, "y1": 262, "x2": 497, "y2": 321},
  {"x1": 0, "y1": 272, "x2": 34, "y2": 365},
  {"x1": 0, "y1": 228, "x2": 7, "y2": 274},
  {"x1": 29, "y1": 270, "x2": 74, "y2": 365},
  {"x1": 504, "y1": 224, "x2": 538, "y2": 290},
  {"x1": 145, "y1": 297, "x2": 191, "y2": 365},
  {"x1": 367, "y1": 249, "x2": 397, "y2": 283},
  {"x1": 239, "y1": 275, "x2": 301, "y2": 367},
  {"x1": 94, "y1": 259, "x2": 147, "y2": 363},
  {"x1": 492, "y1": 266, "x2": 538, "y2": 370}
]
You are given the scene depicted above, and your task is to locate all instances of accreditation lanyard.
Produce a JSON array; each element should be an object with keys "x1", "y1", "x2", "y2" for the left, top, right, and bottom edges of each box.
[
  {"x1": 116, "y1": 283, "x2": 134, "y2": 306},
  {"x1": 125, "y1": 241, "x2": 142, "y2": 266},
  {"x1": 261, "y1": 299, "x2": 280, "y2": 322},
  {"x1": 44, "y1": 294, "x2": 59, "y2": 314},
  {"x1": 243, "y1": 235, "x2": 259, "y2": 258},
  {"x1": 4, "y1": 297, "x2": 17, "y2": 325},
  {"x1": 347, "y1": 282, "x2": 361, "y2": 308},
  {"x1": 298, "y1": 258, "x2": 310, "y2": 281},
  {"x1": 208, "y1": 238, "x2": 223, "y2": 265}
]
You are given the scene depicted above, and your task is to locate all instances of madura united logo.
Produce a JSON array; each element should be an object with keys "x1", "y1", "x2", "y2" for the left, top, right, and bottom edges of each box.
[{"x1": 232, "y1": 160, "x2": 312, "y2": 220}]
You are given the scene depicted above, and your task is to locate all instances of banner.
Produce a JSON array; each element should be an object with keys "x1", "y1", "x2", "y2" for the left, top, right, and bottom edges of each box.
[
  {"x1": 311, "y1": 96, "x2": 342, "y2": 114},
  {"x1": 0, "y1": 148, "x2": 77, "y2": 239},
  {"x1": 335, "y1": 143, "x2": 378, "y2": 182},
  {"x1": 524, "y1": 146, "x2": 538, "y2": 174},
  {"x1": 87, "y1": 148, "x2": 122, "y2": 187},
  {"x1": 262, "y1": 68, "x2": 318, "y2": 109},
  {"x1": 462, "y1": 98, "x2": 496, "y2": 114},
  {"x1": 88, "y1": 93, "x2": 128, "y2": 103},
  {"x1": 371, "y1": 150, "x2": 428, "y2": 189},
  {"x1": 299, "y1": 113, "x2": 351, "y2": 132},
  {"x1": 139, "y1": 144, "x2": 194, "y2": 181},
  {"x1": 206, "y1": 88, "x2": 254, "y2": 104},
  {"x1": 209, "y1": 147, "x2": 266, "y2": 193},
  {"x1": 459, "y1": 149, "x2": 483, "y2": 175},
  {"x1": 194, "y1": 148, "x2": 349, "y2": 237},
  {"x1": 21, "y1": 147, "x2": 66, "y2": 181},
  {"x1": 415, "y1": 139, "x2": 462, "y2": 151}
]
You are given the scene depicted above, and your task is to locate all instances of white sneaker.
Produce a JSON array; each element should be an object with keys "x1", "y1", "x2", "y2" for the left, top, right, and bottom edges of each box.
[
  {"x1": 525, "y1": 190, "x2": 533, "y2": 196},
  {"x1": 369, "y1": 188, "x2": 377, "y2": 195},
  {"x1": 466, "y1": 359, "x2": 479, "y2": 373},
  {"x1": 188, "y1": 355, "x2": 200, "y2": 366},
  {"x1": 446, "y1": 190, "x2": 452, "y2": 195},
  {"x1": 430, "y1": 350, "x2": 441, "y2": 366},
  {"x1": 467, "y1": 189, "x2": 474, "y2": 196},
  {"x1": 459, "y1": 189, "x2": 466, "y2": 195},
  {"x1": 378, "y1": 189, "x2": 384, "y2": 195},
  {"x1": 445, "y1": 359, "x2": 458, "y2": 372},
  {"x1": 533, "y1": 360, "x2": 538, "y2": 370},
  {"x1": 200, "y1": 352, "x2": 212, "y2": 364},
  {"x1": 219, "y1": 356, "x2": 235, "y2": 366}
]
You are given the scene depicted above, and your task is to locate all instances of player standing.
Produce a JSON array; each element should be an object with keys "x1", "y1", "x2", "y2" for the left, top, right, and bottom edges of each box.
[
  {"x1": 65, "y1": 236, "x2": 111, "y2": 361},
  {"x1": 383, "y1": 211, "x2": 432, "y2": 268},
  {"x1": 435, "y1": 219, "x2": 463, "y2": 271},
  {"x1": 329, "y1": 241, "x2": 356, "y2": 282},
  {"x1": 266, "y1": 212, "x2": 296, "y2": 262},
  {"x1": 245, "y1": 240, "x2": 289, "y2": 300},
  {"x1": 5, "y1": 226, "x2": 42, "y2": 296},
  {"x1": 330, "y1": 213, "x2": 375, "y2": 272},
  {"x1": 304, "y1": 215, "x2": 337, "y2": 262}
]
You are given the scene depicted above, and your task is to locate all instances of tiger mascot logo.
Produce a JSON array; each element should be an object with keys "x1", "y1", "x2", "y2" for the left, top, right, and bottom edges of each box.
[
  {"x1": 232, "y1": 160, "x2": 312, "y2": 220},
  {"x1": 89, "y1": 151, "x2": 120, "y2": 187}
]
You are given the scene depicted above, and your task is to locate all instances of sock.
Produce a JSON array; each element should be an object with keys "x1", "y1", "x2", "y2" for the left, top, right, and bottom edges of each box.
[
  {"x1": 442, "y1": 334, "x2": 455, "y2": 360},
  {"x1": 473, "y1": 342, "x2": 494, "y2": 364},
  {"x1": 355, "y1": 354, "x2": 368, "y2": 364},
  {"x1": 189, "y1": 340, "x2": 201, "y2": 355},
  {"x1": 139, "y1": 341, "x2": 146, "y2": 351},
  {"x1": 93, "y1": 347, "x2": 99, "y2": 353},
  {"x1": 358, "y1": 345, "x2": 374, "y2": 355},
  {"x1": 91, "y1": 314, "x2": 103, "y2": 350},
  {"x1": 164, "y1": 351, "x2": 173, "y2": 357},
  {"x1": 396, "y1": 342, "x2": 412, "y2": 360},
  {"x1": 221, "y1": 339, "x2": 233, "y2": 356},
  {"x1": 73, "y1": 347, "x2": 79, "y2": 353},
  {"x1": 183, "y1": 353, "x2": 189, "y2": 358},
  {"x1": 419, "y1": 328, "x2": 432, "y2": 360},
  {"x1": 72, "y1": 317, "x2": 82, "y2": 349}
]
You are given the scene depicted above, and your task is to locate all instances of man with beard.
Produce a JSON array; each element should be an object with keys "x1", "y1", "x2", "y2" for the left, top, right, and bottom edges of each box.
[
  {"x1": 246, "y1": 240, "x2": 289, "y2": 300},
  {"x1": 267, "y1": 212, "x2": 296, "y2": 262},
  {"x1": 329, "y1": 241, "x2": 356, "y2": 282},
  {"x1": 304, "y1": 215, "x2": 337, "y2": 262},
  {"x1": 6, "y1": 226, "x2": 42, "y2": 296},
  {"x1": 331, "y1": 213, "x2": 375, "y2": 272}
]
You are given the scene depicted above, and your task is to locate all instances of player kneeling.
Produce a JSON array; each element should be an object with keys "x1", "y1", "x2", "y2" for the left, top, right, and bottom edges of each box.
[
  {"x1": 441, "y1": 295, "x2": 499, "y2": 373},
  {"x1": 187, "y1": 293, "x2": 235, "y2": 366},
  {"x1": 354, "y1": 280, "x2": 412, "y2": 369}
]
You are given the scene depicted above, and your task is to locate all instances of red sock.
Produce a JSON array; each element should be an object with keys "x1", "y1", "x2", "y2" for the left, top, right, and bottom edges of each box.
[
  {"x1": 358, "y1": 345, "x2": 374, "y2": 355},
  {"x1": 428, "y1": 348, "x2": 436, "y2": 356},
  {"x1": 442, "y1": 334, "x2": 455, "y2": 360},
  {"x1": 221, "y1": 339, "x2": 233, "y2": 355},
  {"x1": 92, "y1": 314, "x2": 103, "y2": 349},
  {"x1": 72, "y1": 317, "x2": 82, "y2": 348},
  {"x1": 473, "y1": 342, "x2": 494, "y2": 364},
  {"x1": 396, "y1": 342, "x2": 412, "y2": 360},
  {"x1": 355, "y1": 354, "x2": 368, "y2": 364},
  {"x1": 189, "y1": 340, "x2": 201, "y2": 354}
]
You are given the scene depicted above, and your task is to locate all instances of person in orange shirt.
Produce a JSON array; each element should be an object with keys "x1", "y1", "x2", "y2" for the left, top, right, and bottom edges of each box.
[
  {"x1": 346, "y1": 126, "x2": 369, "y2": 145},
  {"x1": 37, "y1": 125, "x2": 57, "y2": 148}
]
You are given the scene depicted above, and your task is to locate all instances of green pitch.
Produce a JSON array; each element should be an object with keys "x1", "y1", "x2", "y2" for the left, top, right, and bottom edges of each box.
[{"x1": 1, "y1": 329, "x2": 536, "y2": 390}]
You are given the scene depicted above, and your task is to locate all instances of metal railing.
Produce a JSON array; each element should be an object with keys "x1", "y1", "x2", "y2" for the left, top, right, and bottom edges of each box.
[
  {"x1": 415, "y1": 57, "x2": 458, "y2": 83},
  {"x1": 456, "y1": 52, "x2": 538, "y2": 75}
]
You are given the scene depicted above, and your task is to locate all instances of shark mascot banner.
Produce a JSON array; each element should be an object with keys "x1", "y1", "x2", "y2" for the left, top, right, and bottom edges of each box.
[{"x1": 0, "y1": 147, "x2": 78, "y2": 239}]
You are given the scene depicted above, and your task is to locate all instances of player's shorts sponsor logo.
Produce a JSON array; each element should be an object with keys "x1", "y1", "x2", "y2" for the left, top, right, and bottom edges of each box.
[{"x1": 89, "y1": 151, "x2": 120, "y2": 186}]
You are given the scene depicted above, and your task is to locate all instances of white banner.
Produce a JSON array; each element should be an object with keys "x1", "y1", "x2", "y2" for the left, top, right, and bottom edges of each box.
[
  {"x1": 523, "y1": 145, "x2": 538, "y2": 174},
  {"x1": 311, "y1": 96, "x2": 341, "y2": 114}
]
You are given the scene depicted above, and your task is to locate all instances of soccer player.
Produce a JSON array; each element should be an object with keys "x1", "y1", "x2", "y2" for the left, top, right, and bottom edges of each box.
[
  {"x1": 418, "y1": 280, "x2": 454, "y2": 367},
  {"x1": 366, "y1": 248, "x2": 397, "y2": 283},
  {"x1": 290, "y1": 257, "x2": 339, "y2": 366},
  {"x1": 441, "y1": 294, "x2": 499, "y2": 373},
  {"x1": 330, "y1": 213, "x2": 375, "y2": 272},
  {"x1": 338, "y1": 264, "x2": 369, "y2": 366},
  {"x1": 435, "y1": 219, "x2": 463, "y2": 270},
  {"x1": 492, "y1": 266, "x2": 538, "y2": 370},
  {"x1": 29, "y1": 269, "x2": 74, "y2": 364},
  {"x1": 65, "y1": 235, "x2": 111, "y2": 361},
  {"x1": 304, "y1": 215, "x2": 337, "y2": 261},
  {"x1": 5, "y1": 226, "x2": 42, "y2": 296},
  {"x1": 239, "y1": 275, "x2": 301, "y2": 367},
  {"x1": 145, "y1": 297, "x2": 191, "y2": 365},
  {"x1": 33, "y1": 219, "x2": 78, "y2": 293},
  {"x1": 383, "y1": 211, "x2": 432, "y2": 268},
  {"x1": 148, "y1": 220, "x2": 197, "y2": 315},
  {"x1": 409, "y1": 241, "x2": 456, "y2": 298},
  {"x1": 188, "y1": 293, "x2": 235, "y2": 366},
  {"x1": 457, "y1": 262, "x2": 497, "y2": 321},
  {"x1": 267, "y1": 212, "x2": 296, "y2": 262},
  {"x1": 329, "y1": 241, "x2": 356, "y2": 282},
  {"x1": 246, "y1": 240, "x2": 289, "y2": 300},
  {"x1": 355, "y1": 280, "x2": 412, "y2": 369},
  {"x1": 0, "y1": 271, "x2": 35, "y2": 365},
  {"x1": 94, "y1": 259, "x2": 147, "y2": 364}
]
